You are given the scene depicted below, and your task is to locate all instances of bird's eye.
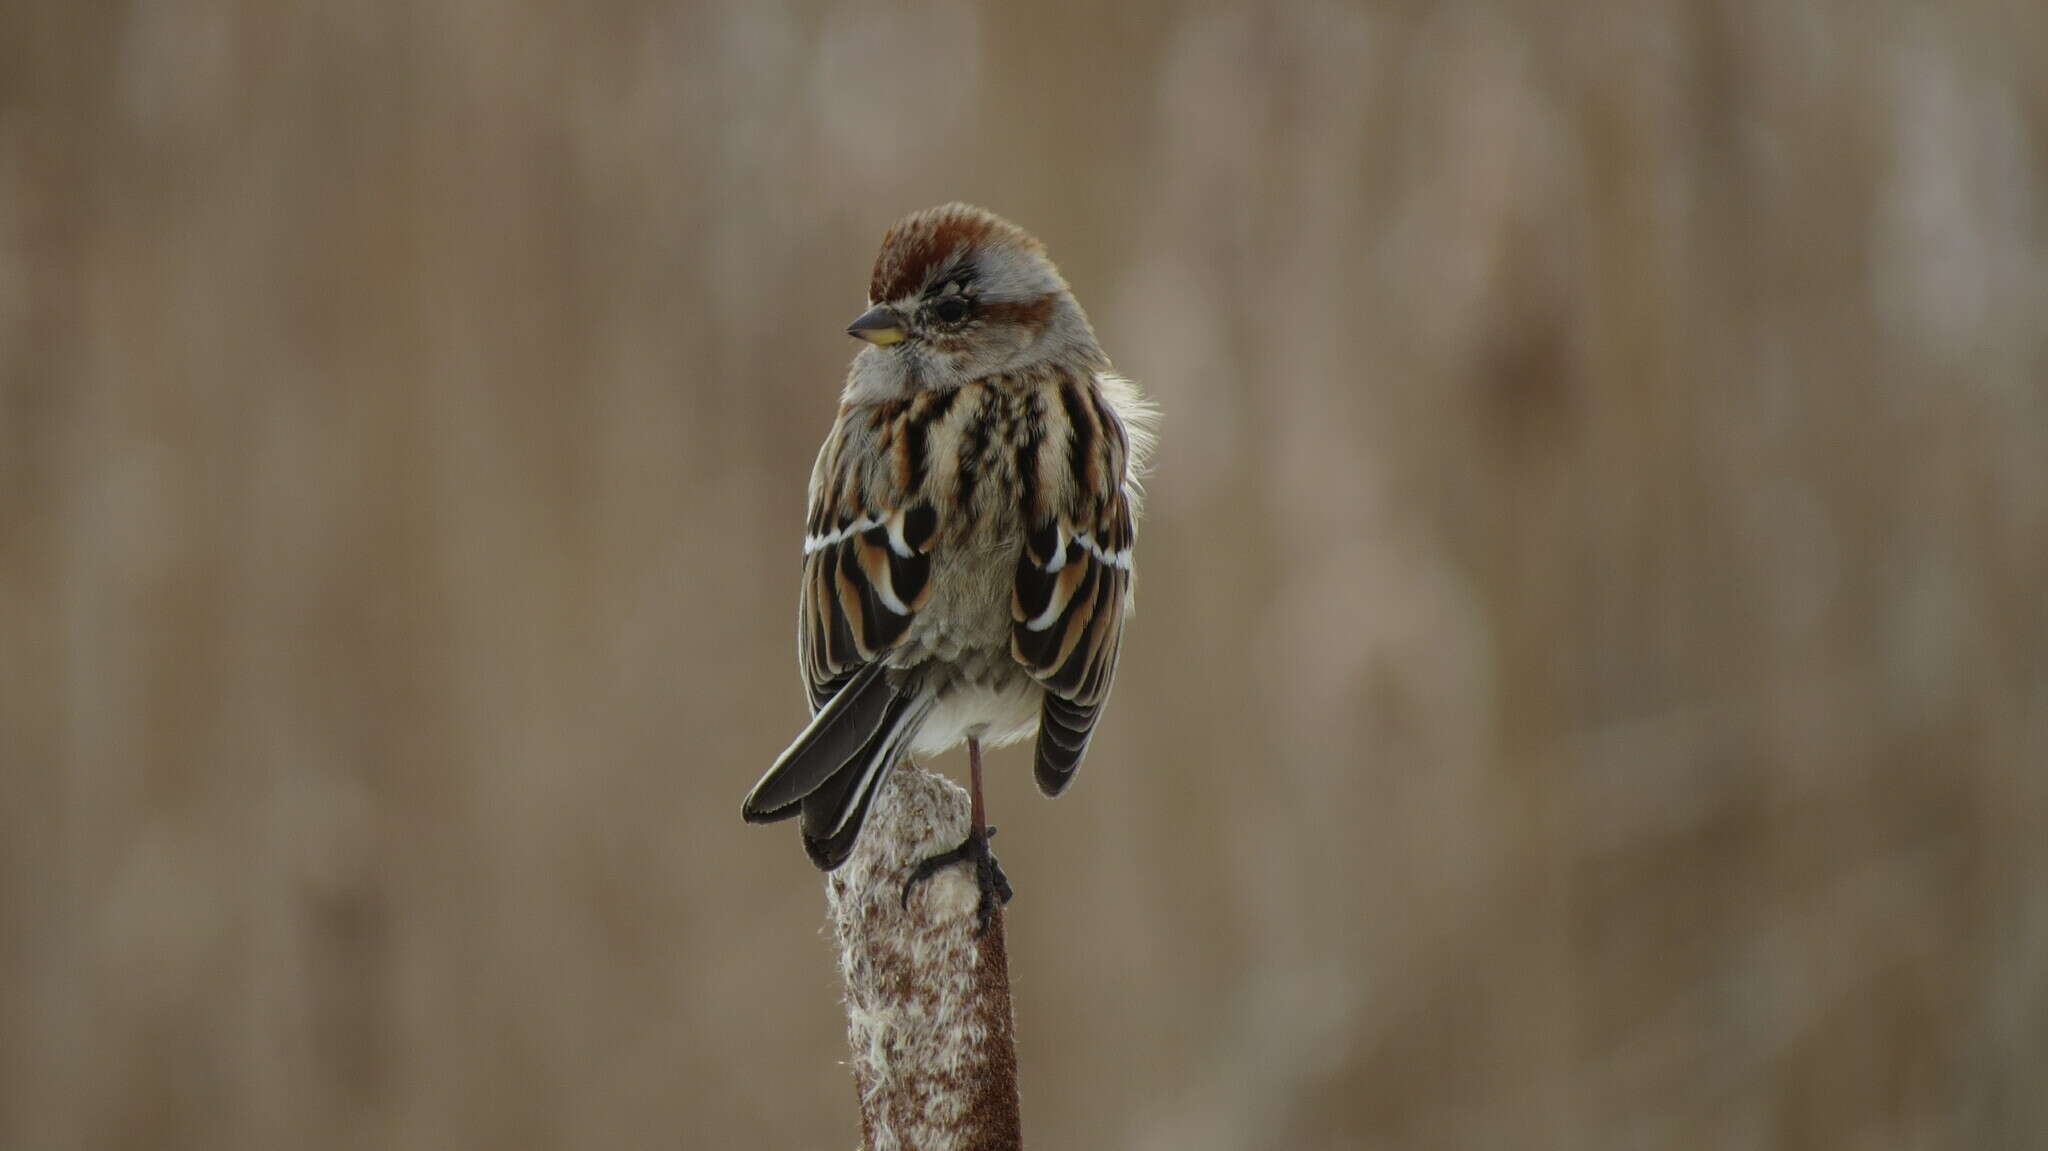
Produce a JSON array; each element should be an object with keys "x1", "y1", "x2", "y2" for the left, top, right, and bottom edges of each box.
[{"x1": 931, "y1": 296, "x2": 972, "y2": 325}]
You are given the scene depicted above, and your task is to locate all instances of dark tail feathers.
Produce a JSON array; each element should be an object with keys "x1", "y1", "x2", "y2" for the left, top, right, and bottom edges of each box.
[{"x1": 742, "y1": 665, "x2": 924, "y2": 871}]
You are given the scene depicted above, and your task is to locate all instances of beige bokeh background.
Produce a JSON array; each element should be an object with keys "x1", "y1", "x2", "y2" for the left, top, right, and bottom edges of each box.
[{"x1": 4, "y1": 2, "x2": 2045, "y2": 1148}]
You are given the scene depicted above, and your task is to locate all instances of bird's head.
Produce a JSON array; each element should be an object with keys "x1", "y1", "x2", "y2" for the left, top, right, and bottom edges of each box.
[{"x1": 844, "y1": 203, "x2": 1104, "y2": 394}]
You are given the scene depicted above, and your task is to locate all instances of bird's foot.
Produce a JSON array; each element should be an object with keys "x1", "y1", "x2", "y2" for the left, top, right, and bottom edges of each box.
[{"x1": 901, "y1": 824, "x2": 1014, "y2": 934}]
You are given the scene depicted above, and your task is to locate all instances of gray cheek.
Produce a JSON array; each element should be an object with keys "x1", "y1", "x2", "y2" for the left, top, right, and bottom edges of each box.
[{"x1": 843, "y1": 346, "x2": 920, "y2": 402}]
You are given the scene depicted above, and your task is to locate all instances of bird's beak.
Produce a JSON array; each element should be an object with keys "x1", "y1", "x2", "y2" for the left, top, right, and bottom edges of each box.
[{"x1": 846, "y1": 305, "x2": 908, "y2": 346}]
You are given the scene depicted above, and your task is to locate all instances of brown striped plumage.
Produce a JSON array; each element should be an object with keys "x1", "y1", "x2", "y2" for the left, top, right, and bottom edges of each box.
[
  {"x1": 801, "y1": 365, "x2": 1134, "y2": 705},
  {"x1": 744, "y1": 204, "x2": 1155, "y2": 880}
]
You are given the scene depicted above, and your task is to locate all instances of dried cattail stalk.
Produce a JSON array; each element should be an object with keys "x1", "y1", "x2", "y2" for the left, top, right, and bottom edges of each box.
[{"x1": 826, "y1": 765, "x2": 1022, "y2": 1151}]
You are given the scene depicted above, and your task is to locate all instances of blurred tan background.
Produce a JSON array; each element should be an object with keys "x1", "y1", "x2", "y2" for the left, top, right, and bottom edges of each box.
[{"x1": 3, "y1": 2, "x2": 2045, "y2": 1148}]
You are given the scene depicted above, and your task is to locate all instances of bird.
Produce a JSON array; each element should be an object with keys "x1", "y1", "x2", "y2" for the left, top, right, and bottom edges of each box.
[{"x1": 741, "y1": 203, "x2": 1156, "y2": 928}]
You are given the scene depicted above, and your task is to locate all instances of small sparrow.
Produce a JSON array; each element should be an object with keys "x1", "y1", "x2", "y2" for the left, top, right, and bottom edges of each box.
[{"x1": 742, "y1": 203, "x2": 1156, "y2": 927}]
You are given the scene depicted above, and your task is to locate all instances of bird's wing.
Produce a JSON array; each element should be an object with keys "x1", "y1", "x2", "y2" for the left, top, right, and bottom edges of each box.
[
  {"x1": 797, "y1": 403, "x2": 940, "y2": 713},
  {"x1": 1011, "y1": 377, "x2": 1140, "y2": 796},
  {"x1": 740, "y1": 403, "x2": 939, "y2": 841}
]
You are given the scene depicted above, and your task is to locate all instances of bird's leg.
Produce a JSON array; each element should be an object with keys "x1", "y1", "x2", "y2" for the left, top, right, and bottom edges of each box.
[
  {"x1": 964, "y1": 735, "x2": 1015, "y2": 913},
  {"x1": 968, "y1": 732, "x2": 988, "y2": 835},
  {"x1": 901, "y1": 736, "x2": 1014, "y2": 932}
]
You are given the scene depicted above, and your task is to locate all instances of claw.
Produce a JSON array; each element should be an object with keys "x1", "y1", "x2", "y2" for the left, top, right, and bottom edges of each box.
[{"x1": 900, "y1": 824, "x2": 1013, "y2": 933}]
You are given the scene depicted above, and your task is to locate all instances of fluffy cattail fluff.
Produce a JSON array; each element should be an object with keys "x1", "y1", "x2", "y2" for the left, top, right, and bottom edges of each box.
[{"x1": 826, "y1": 765, "x2": 1021, "y2": 1151}]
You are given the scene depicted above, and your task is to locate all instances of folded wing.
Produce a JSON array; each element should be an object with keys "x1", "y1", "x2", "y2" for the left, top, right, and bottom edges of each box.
[
  {"x1": 1011, "y1": 378, "x2": 1139, "y2": 796},
  {"x1": 741, "y1": 406, "x2": 940, "y2": 863}
]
